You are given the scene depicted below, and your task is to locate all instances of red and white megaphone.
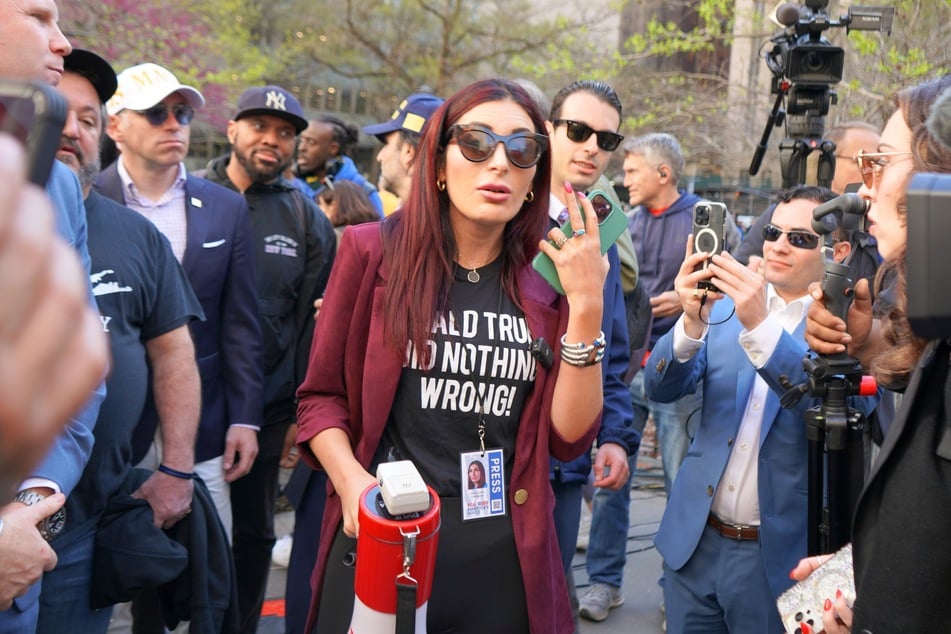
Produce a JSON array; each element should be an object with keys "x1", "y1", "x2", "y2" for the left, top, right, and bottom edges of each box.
[{"x1": 349, "y1": 461, "x2": 441, "y2": 634}]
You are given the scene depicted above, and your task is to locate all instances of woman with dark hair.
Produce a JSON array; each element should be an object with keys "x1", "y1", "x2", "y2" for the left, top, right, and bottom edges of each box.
[
  {"x1": 467, "y1": 459, "x2": 487, "y2": 489},
  {"x1": 296, "y1": 78, "x2": 609, "y2": 633},
  {"x1": 791, "y1": 74, "x2": 951, "y2": 634},
  {"x1": 317, "y1": 180, "x2": 379, "y2": 245}
]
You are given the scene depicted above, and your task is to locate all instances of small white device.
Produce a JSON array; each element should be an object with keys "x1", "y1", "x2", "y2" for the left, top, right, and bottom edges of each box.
[{"x1": 376, "y1": 460, "x2": 430, "y2": 516}]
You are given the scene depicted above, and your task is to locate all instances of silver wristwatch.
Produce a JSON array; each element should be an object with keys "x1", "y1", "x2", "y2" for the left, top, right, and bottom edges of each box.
[{"x1": 14, "y1": 490, "x2": 66, "y2": 541}]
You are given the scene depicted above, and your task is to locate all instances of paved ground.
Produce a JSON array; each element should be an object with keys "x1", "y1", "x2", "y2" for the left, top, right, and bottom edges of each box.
[{"x1": 260, "y1": 453, "x2": 669, "y2": 634}]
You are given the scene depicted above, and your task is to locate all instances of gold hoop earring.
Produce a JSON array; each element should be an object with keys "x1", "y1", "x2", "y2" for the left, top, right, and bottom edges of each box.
[
  {"x1": 525, "y1": 190, "x2": 534, "y2": 203},
  {"x1": 437, "y1": 180, "x2": 446, "y2": 191}
]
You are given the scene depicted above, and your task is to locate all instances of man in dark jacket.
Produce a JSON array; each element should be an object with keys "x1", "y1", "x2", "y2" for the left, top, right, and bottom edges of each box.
[
  {"x1": 542, "y1": 81, "x2": 639, "y2": 629},
  {"x1": 203, "y1": 85, "x2": 336, "y2": 634},
  {"x1": 96, "y1": 63, "x2": 264, "y2": 530}
]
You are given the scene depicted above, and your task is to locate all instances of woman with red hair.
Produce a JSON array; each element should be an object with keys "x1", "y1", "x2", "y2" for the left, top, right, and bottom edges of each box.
[{"x1": 296, "y1": 77, "x2": 609, "y2": 633}]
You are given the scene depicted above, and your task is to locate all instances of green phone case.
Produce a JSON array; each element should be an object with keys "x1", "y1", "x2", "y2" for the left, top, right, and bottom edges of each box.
[{"x1": 531, "y1": 188, "x2": 627, "y2": 294}]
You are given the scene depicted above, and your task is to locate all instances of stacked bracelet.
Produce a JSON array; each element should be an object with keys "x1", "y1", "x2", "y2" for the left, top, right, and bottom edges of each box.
[
  {"x1": 559, "y1": 331, "x2": 606, "y2": 367},
  {"x1": 158, "y1": 464, "x2": 196, "y2": 480}
]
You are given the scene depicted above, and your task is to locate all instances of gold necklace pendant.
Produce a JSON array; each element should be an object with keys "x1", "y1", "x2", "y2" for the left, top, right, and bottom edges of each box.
[{"x1": 467, "y1": 269, "x2": 480, "y2": 283}]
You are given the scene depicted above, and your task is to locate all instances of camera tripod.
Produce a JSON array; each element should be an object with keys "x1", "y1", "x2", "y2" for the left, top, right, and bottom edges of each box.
[
  {"x1": 797, "y1": 356, "x2": 868, "y2": 554},
  {"x1": 749, "y1": 80, "x2": 838, "y2": 189},
  {"x1": 782, "y1": 252, "x2": 874, "y2": 554},
  {"x1": 779, "y1": 137, "x2": 836, "y2": 190}
]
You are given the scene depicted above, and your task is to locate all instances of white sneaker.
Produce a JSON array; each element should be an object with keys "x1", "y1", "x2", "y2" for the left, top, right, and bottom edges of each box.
[
  {"x1": 579, "y1": 583, "x2": 624, "y2": 622},
  {"x1": 271, "y1": 534, "x2": 293, "y2": 567}
]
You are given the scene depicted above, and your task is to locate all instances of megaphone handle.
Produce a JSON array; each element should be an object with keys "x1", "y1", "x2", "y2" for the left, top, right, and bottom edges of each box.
[{"x1": 395, "y1": 576, "x2": 418, "y2": 634}]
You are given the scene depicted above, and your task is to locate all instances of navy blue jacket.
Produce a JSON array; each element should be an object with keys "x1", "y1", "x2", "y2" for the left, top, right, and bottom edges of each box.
[{"x1": 95, "y1": 166, "x2": 264, "y2": 462}]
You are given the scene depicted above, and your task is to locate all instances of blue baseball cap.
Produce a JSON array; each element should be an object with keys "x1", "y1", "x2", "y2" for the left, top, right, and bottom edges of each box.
[
  {"x1": 234, "y1": 85, "x2": 308, "y2": 134},
  {"x1": 362, "y1": 92, "x2": 444, "y2": 143}
]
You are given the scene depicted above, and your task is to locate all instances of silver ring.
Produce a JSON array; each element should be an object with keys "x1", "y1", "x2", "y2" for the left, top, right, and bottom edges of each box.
[
  {"x1": 572, "y1": 229, "x2": 586, "y2": 238},
  {"x1": 693, "y1": 288, "x2": 700, "y2": 298}
]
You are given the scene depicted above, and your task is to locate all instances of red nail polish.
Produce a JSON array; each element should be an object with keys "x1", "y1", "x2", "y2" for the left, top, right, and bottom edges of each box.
[
  {"x1": 564, "y1": 181, "x2": 573, "y2": 194},
  {"x1": 824, "y1": 598, "x2": 832, "y2": 611},
  {"x1": 800, "y1": 623, "x2": 811, "y2": 634},
  {"x1": 836, "y1": 588, "x2": 842, "y2": 599}
]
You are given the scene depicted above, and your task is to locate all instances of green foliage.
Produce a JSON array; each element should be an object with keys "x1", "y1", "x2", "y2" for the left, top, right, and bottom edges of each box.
[{"x1": 57, "y1": 0, "x2": 950, "y2": 176}]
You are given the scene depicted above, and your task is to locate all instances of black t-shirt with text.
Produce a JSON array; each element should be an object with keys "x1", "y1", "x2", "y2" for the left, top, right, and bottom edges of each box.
[{"x1": 383, "y1": 257, "x2": 536, "y2": 498}]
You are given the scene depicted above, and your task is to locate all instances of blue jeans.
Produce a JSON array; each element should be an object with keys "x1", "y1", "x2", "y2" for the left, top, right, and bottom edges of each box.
[
  {"x1": 629, "y1": 370, "x2": 703, "y2": 494},
  {"x1": 36, "y1": 527, "x2": 113, "y2": 634},
  {"x1": 584, "y1": 454, "x2": 637, "y2": 588}
]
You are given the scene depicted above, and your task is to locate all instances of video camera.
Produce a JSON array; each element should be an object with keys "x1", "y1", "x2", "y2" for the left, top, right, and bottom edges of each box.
[
  {"x1": 907, "y1": 85, "x2": 951, "y2": 340},
  {"x1": 749, "y1": 1, "x2": 894, "y2": 187}
]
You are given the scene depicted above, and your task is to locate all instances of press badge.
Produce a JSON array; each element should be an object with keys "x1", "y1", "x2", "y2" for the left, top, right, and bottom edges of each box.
[{"x1": 460, "y1": 449, "x2": 506, "y2": 521}]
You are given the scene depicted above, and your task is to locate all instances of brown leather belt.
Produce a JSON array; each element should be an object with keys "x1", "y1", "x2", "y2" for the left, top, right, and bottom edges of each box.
[{"x1": 707, "y1": 513, "x2": 759, "y2": 541}]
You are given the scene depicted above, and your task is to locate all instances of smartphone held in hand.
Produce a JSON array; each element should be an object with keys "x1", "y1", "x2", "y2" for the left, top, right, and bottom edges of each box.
[
  {"x1": 532, "y1": 188, "x2": 627, "y2": 294},
  {"x1": 692, "y1": 200, "x2": 727, "y2": 292},
  {"x1": 0, "y1": 79, "x2": 67, "y2": 186}
]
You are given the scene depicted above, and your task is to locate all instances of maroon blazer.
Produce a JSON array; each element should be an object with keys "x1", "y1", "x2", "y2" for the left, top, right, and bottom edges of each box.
[{"x1": 296, "y1": 222, "x2": 600, "y2": 633}]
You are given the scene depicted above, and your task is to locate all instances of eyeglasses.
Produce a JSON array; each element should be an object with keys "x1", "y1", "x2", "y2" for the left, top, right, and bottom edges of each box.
[
  {"x1": 551, "y1": 119, "x2": 624, "y2": 152},
  {"x1": 762, "y1": 224, "x2": 821, "y2": 249},
  {"x1": 854, "y1": 150, "x2": 913, "y2": 189},
  {"x1": 134, "y1": 103, "x2": 195, "y2": 127},
  {"x1": 446, "y1": 124, "x2": 547, "y2": 169}
]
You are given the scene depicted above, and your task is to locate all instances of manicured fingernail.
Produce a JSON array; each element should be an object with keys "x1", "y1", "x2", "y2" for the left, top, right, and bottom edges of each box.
[
  {"x1": 565, "y1": 181, "x2": 574, "y2": 194},
  {"x1": 801, "y1": 623, "x2": 811, "y2": 634},
  {"x1": 836, "y1": 589, "x2": 842, "y2": 599},
  {"x1": 578, "y1": 191, "x2": 587, "y2": 199},
  {"x1": 824, "y1": 598, "x2": 832, "y2": 611}
]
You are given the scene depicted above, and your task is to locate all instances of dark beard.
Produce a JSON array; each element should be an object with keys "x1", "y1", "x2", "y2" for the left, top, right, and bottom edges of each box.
[
  {"x1": 233, "y1": 146, "x2": 290, "y2": 184},
  {"x1": 78, "y1": 154, "x2": 101, "y2": 192}
]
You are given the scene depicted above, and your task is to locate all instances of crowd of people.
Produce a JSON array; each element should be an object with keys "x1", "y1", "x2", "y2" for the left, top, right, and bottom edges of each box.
[{"x1": 1, "y1": 1, "x2": 949, "y2": 633}]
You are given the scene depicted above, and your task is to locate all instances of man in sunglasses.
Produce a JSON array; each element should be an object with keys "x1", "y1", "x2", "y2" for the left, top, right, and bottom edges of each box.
[
  {"x1": 643, "y1": 185, "x2": 875, "y2": 634},
  {"x1": 202, "y1": 85, "x2": 337, "y2": 634},
  {"x1": 538, "y1": 80, "x2": 639, "y2": 628},
  {"x1": 96, "y1": 63, "x2": 264, "y2": 540},
  {"x1": 734, "y1": 121, "x2": 881, "y2": 274}
]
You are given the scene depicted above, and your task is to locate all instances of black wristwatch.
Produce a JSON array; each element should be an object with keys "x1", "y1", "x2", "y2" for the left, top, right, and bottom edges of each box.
[{"x1": 14, "y1": 490, "x2": 66, "y2": 541}]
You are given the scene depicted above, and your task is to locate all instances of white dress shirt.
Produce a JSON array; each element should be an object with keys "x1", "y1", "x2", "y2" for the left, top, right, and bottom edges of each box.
[{"x1": 672, "y1": 286, "x2": 813, "y2": 525}]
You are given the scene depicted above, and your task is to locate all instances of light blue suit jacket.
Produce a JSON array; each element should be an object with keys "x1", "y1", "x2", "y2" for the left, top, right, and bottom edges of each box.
[
  {"x1": 5, "y1": 162, "x2": 107, "y2": 619},
  {"x1": 644, "y1": 296, "x2": 876, "y2": 600},
  {"x1": 37, "y1": 162, "x2": 105, "y2": 496}
]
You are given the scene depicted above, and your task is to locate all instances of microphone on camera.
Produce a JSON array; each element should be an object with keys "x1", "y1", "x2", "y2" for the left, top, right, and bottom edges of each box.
[
  {"x1": 927, "y1": 85, "x2": 951, "y2": 152},
  {"x1": 774, "y1": 2, "x2": 802, "y2": 27}
]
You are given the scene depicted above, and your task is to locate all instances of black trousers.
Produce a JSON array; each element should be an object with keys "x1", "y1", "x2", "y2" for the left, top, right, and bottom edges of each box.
[{"x1": 231, "y1": 412, "x2": 292, "y2": 634}]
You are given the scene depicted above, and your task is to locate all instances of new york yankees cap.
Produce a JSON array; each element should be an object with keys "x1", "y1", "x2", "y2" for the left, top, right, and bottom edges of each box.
[{"x1": 234, "y1": 85, "x2": 308, "y2": 134}]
